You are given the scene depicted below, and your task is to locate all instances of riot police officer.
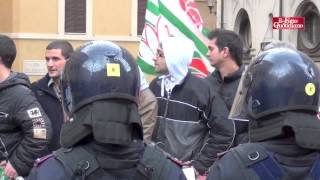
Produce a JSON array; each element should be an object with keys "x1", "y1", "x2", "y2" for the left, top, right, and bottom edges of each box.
[
  {"x1": 27, "y1": 41, "x2": 186, "y2": 180},
  {"x1": 207, "y1": 46, "x2": 320, "y2": 180}
]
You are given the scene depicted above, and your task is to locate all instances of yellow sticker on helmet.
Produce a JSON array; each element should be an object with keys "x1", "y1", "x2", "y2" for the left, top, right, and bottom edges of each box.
[
  {"x1": 305, "y1": 83, "x2": 316, "y2": 96},
  {"x1": 106, "y1": 63, "x2": 120, "y2": 77}
]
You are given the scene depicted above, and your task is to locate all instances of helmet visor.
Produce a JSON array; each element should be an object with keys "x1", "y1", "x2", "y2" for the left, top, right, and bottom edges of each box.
[{"x1": 228, "y1": 64, "x2": 252, "y2": 122}]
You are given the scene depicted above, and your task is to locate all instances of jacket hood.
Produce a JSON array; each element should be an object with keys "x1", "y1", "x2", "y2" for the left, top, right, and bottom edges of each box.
[
  {"x1": 159, "y1": 37, "x2": 194, "y2": 96},
  {"x1": 0, "y1": 72, "x2": 30, "y2": 90},
  {"x1": 162, "y1": 37, "x2": 194, "y2": 85}
]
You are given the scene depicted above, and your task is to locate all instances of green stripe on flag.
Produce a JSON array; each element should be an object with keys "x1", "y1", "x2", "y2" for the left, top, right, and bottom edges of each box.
[
  {"x1": 193, "y1": 51, "x2": 201, "y2": 58},
  {"x1": 137, "y1": 57, "x2": 156, "y2": 75},
  {"x1": 202, "y1": 27, "x2": 210, "y2": 38},
  {"x1": 158, "y1": 1, "x2": 208, "y2": 56},
  {"x1": 147, "y1": 1, "x2": 160, "y2": 16}
]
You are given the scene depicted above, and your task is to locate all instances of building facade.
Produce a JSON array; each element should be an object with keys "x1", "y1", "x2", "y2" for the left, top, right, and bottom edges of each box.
[
  {"x1": 0, "y1": 0, "x2": 215, "y2": 81},
  {"x1": 216, "y1": 0, "x2": 320, "y2": 64}
]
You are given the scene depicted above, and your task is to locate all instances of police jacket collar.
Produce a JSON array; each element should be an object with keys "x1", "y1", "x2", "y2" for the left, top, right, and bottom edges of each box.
[
  {"x1": 84, "y1": 140, "x2": 144, "y2": 169},
  {"x1": 263, "y1": 138, "x2": 319, "y2": 167}
]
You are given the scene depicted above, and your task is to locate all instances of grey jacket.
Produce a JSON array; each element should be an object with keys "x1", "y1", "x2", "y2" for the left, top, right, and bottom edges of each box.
[{"x1": 150, "y1": 72, "x2": 235, "y2": 174}]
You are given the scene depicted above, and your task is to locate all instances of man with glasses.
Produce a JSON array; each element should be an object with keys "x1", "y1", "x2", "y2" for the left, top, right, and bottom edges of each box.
[{"x1": 149, "y1": 36, "x2": 235, "y2": 177}]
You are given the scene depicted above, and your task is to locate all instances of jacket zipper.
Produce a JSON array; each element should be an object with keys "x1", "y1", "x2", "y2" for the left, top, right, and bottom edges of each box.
[{"x1": 163, "y1": 89, "x2": 171, "y2": 118}]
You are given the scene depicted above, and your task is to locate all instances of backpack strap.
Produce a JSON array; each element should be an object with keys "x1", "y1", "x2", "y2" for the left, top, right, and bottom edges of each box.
[
  {"x1": 310, "y1": 157, "x2": 320, "y2": 180},
  {"x1": 250, "y1": 154, "x2": 284, "y2": 180},
  {"x1": 34, "y1": 153, "x2": 54, "y2": 167},
  {"x1": 234, "y1": 143, "x2": 285, "y2": 180},
  {"x1": 136, "y1": 143, "x2": 178, "y2": 180},
  {"x1": 54, "y1": 147, "x2": 99, "y2": 179}
]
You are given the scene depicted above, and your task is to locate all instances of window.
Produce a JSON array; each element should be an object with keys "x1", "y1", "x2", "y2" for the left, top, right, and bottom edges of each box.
[
  {"x1": 235, "y1": 9, "x2": 252, "y2": 63},
  {"x1": 65, "y1": 0, "x2": 86, "y2": 33},
  {"x1": 137, "y1": 0, "x2": 147, "y2": 35},
  {"x1": 300, "y1": 11, "x2": 320, "y2": 49},
  {"x1": 239, "y1": 18, "x2": 252, "y2": 54},
  {"x1": 296, "y1": 2, "x2": 320, "y2": 55}
]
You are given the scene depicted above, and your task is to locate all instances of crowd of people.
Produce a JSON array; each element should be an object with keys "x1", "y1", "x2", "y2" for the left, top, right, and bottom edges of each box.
[{"x1": 0, "y1": 28, "x2": 319, "y2": 180}]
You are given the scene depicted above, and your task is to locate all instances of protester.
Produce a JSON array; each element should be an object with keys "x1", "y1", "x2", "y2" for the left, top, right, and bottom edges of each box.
[
  {"x1": 31, "y1": 40, "x2": 73, "y2": 152},
  {"x1": 206, "y1": 29, "x2": 248, "y2": 146},
  {"x1": 149, "y1": 36, "x2": 235, "y2": 176},
  {"x1": 0, "y1": 34, "x2": 52, "y2": 178}
]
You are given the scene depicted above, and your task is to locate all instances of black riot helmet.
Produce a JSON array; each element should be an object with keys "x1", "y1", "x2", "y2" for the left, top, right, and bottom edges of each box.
[
  {"x1": 229, "y1": 47, "x2": 320, "y2": 149},
  {"x1": 230, "y1": 47, "x2": 320, "y2": 120},
  {"x1": 61, "y1": 41, "x2": 139, "y2": 115},
  {"x1": 60, "y1": 41, "x2": 141, "y2": 147}
]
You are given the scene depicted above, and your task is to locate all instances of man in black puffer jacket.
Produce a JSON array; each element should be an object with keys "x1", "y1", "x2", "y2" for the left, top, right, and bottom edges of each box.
[
  {"x1": 0, "y1": 34, "x2": 52, "y2": 178},
  {"x1": 206, "y1": 29, "x2": 247, "y2": 146}
]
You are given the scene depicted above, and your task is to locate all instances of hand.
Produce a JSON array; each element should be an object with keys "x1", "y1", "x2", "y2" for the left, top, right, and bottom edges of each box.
[
  {"x1": 4, "y1": 161, "x2": 17, "y2": 179},
  {"x1": 196, "y1": 175, "x2": 207, "y2": 180},
  {"x1": 0, "y1": 160, "x2": 6, "y2": 167}
]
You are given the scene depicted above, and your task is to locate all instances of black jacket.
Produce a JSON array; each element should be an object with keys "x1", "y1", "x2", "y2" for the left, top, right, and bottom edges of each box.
[
  {"x1": 31, "y1": 74, "x2": 64, "y2": 152},
  {"x1": 207, "y1": 138, "x2": 320, "y2": 180},
  {"x1": 0, "y1": 72, "x2": 52, "y2": 176},
  {"x1": 27, "y1": 143, "x2": 187, "y2": 180},
  {"x1": 206, "y1": 65, "x2": 245, "y2": 110},
  {"x1": 206, "y1": 65, "x2": 248, "y2": 145},
  {"x1": 150, "y1": 72, "x2": 235, "y2": 174}
]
